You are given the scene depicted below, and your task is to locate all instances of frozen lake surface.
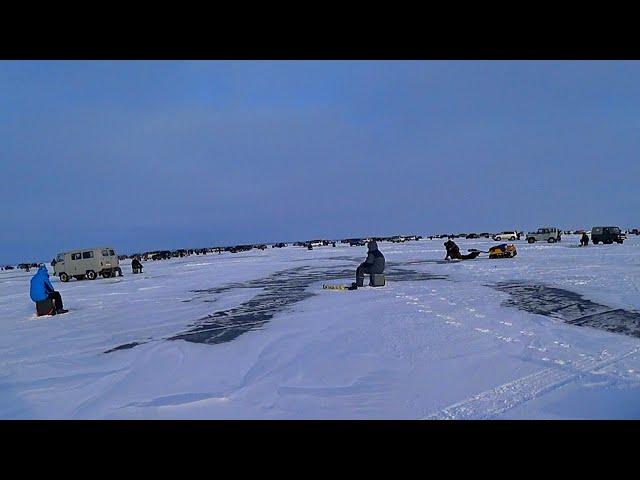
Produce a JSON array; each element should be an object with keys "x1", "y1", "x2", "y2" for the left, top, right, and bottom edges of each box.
[{"x1": 2, "y1": 235, "x2": 640, "y2": 419}]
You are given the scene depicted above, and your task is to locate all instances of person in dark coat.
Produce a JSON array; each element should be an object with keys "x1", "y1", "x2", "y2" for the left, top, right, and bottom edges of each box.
[
  {"x1": 30, "y1": 265, "x2": 67, "y2": 314},
  {"x1": 444, "y1": 239, "x2": 480, "y2": 260},
  {"x1": 580, "y1": 232, "x2": 589, "y2": 246},
  {"x1": 131, "y1": 257, "x2": 143, "y2": 274},
  {"x1": 354, "y1": 241, "x2": 386, "y2": 288}
]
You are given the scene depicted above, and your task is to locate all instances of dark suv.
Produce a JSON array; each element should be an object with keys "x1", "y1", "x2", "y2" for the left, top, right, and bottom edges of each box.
[{"x1": 591, "y1": 226, "x2": 624, "y2": 244}]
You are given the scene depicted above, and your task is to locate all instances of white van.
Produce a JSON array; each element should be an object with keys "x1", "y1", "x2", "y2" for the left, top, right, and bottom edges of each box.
[{"x1": 53, "y1": 247, "x2": 122, "y2": 282}]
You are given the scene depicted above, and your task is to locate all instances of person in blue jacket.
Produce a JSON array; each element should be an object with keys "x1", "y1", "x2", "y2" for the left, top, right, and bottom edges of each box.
[{"x1": 30, "y1": 265, "x2": 67, "y2": 314}]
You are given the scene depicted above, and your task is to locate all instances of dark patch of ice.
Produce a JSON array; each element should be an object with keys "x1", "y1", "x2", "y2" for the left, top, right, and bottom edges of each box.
[
  {"x1": 493, "y1": 282, "x2": 640, "y2": 338},
  {"x1": 104, "y1": 342, "x2": 143, "y2": 354},
  {"x1": 105, "y1": 259, "x2": 447, "y2": 352},
  {"x1": 169, "y1": 264, "x2": 446, "y2": 345}
]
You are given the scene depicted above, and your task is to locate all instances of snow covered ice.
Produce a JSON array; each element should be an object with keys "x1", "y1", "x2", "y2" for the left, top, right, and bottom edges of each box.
[{"x1": 2, "y1": 235, "x2": 640, "y2": 419}]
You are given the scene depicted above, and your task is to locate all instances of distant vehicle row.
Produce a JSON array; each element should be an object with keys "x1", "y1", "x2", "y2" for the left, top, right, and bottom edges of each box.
[{"x1": 4, "y1": 228, "x2": 637, "y2": 274}]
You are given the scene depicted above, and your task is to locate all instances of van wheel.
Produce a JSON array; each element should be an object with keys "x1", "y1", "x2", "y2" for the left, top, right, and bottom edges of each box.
[
  {"x1": 59, "y1": 272, "x2": 69, "y2": 282},
  {"x1": 527, "y1": 238, "x2": 535, "y2": 243},
  {"x1": 86, "y1": 270, "x2": 97, "y2": 280},
  {"x1": 509, "y1": 236, "x2": 516, "y2": 241},
  {"x1": 593, "y1": 240, "x2": 599, "y2": 245},
  {"x1": 102, "y1": 270, "x2": 112, "y2": 278},
  {"x1": 548, "y1": 237, "x2": 556, "y2": 243}
]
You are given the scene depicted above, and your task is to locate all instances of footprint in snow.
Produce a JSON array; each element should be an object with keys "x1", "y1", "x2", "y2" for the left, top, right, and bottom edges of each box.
[
  {"x1": 475, "y1": 328, "x2": 491, "y2": 334},
  {"x1": 499, "y1": 321, "x2": 513, "y2": 326}
]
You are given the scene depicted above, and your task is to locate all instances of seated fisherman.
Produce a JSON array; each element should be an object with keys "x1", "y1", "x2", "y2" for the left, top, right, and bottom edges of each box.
[
  {"x1": 131, "y1": 257, "x2": 144, "y2": 274},
  {"x1": 444, "y1": 238, "x2": 480, "y2": 260},
  {"x1": 354, "y1": 240, "x2": 386, "y2": 288},
  {"x1": 29, "y1": 265, "x2": 68, "y2": 314}
]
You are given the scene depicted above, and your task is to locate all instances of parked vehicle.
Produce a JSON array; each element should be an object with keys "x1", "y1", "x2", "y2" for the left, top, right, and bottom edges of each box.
[
  {"x1": 466, "y1": 233, "x2": 480, "y2": 239},
  {"x1": 228, "y1": 245, "x2": 253, "y2": 253},
  {"x1": 53, "y1": 247, "x2": 122, "y2": 282},
  {"x1": 493, "y1": 231, "x2": 518, "y2": 241},
  {"x1": 591, "y1": 226, "x2": 625, "y2": 244},
  {"x1": 526, "y1": 227, "x2": 562, "y2": 244},
  {"x1": 389, "y1": 236, "x2": 407, "y2": 243}
]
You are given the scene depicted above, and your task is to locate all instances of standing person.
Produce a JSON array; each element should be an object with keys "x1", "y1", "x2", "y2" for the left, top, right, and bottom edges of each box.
[
  {"x1": 353, "y1": 241, "x2": 386, "y2": 289},
  {"x1": 29, "y1": 265, "x2": 68, "y2": 314}
]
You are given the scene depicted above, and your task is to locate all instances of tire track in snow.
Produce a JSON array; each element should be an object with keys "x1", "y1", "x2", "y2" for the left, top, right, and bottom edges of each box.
[{"x1": 424, "y1": 345, "x2": 640, "y2": 419}]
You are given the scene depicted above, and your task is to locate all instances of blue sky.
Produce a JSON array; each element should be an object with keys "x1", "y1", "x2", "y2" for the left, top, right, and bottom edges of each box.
[{"x1": 1, "y1": 61, "x2": 639, "y2": 263}]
